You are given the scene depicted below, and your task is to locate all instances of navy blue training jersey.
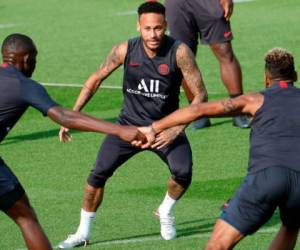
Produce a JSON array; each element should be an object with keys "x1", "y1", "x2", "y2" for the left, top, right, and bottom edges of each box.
[
  {"x1": 119, "y1": 35, "x2": 183, "y2": 126},
  {"x1": 248, "y1": 81, "x2": 300, "y2": 173},
  {"x1": 0, "y1": 63, "x2": 59, "y2": 142}
]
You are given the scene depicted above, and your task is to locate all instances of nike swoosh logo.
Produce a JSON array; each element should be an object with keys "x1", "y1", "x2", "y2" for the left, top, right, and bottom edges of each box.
[{"x1": 129, "y1": 61, "x2": 141, "y2": 67}]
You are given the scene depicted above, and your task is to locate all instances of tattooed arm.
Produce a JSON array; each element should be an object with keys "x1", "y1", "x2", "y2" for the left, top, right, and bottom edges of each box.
[
  {"x1": 176, "y1": 43, "x2": 208, "y2": 105},
  {"x1": 59, "y1": 41, "x2": 128, "y2": 142},
  {"x1": 148, "y1": 93, "x2": 263, "y2": 135},
  {"x1": 72, "y1": 41, "x2": 128, "y2": 112}
]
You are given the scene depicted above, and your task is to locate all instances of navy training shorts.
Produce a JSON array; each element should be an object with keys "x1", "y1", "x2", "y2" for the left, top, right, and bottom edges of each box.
[
  {"x1": 221, "y1": 166, "x2": 300, "y2": 235},
  {"x1": 87, "y1": 132, "x2": 193, "y2": 188},
  {"x1": 0, "y1": 157, "x2": 25, "y2": 211},
  {"x1": 165, "y1": 0, "x2": 233, "y2": 53}
]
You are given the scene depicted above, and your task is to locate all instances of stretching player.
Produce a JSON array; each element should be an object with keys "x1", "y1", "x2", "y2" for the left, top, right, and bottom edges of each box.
[
  {"x1": 58, "y1": 1, "x2": 207, "y2": 248},
  {"x1": 0, "y1": 33, "x2": 143, "y2": 250},
  {"x1": 139, "y1": 48, "x2": 300, "y2": 249}
]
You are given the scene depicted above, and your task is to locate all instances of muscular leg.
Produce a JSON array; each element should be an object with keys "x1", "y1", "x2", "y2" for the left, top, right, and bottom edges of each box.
[
  {"x1": 210, "y1": 42, "x2": 243, "y2": 96},
  {"x1": 205, "y1": 219, "x2": 244, "y2": 250},
  {"x1": 210, "y1": 42, "x2": 249, "y2": 128},
  {"x1": 5, "y1": 194, "x2": 52, "y2": 250},
  {"x1": 268, "y1": 224, "x2": 299, "y2": 250},
  {"x1": 82, "y1": 183, "x2": 104, "y2": 212},
  {"x1": 167, "y1": 177, "x2": 187, "y2": 200}
]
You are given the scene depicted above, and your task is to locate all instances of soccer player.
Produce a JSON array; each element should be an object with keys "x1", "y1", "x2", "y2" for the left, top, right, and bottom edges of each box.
[
  {"x1": 138, "y1": 48, "x2": 300, "y2": 249},
  {"x1": 0, "y1": 33, "x2": 144, "y2": 250},
  {"x1": 165, "y1": 0, "x2": 250, "y2": 129},
  {"x1": 58, "y1": 1, "x2": 207, "y2": 248}
]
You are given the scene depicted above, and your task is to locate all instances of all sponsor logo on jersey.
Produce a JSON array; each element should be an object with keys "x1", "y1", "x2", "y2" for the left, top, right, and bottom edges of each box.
[
  {"x1": 126, "y1": 78, "x2": 168, "y2": 99},
  {"x1": 138, "y1": 79, "x2": 159, "y2": 93},
  {"x1": 158, "y1": 64, "x2": 169, "y2": 75}
]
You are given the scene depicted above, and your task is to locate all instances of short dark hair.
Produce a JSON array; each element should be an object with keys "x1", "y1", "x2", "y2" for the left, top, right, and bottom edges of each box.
[
  {"x1": 1, "y1": 33, "x2": 36, "y2": 54},
  {"x1": 265, "y1": 48, "x2": 296, "y2": 80},
  {"x1": 138, "y1": 1, "x2": 165, "y2": 17}
]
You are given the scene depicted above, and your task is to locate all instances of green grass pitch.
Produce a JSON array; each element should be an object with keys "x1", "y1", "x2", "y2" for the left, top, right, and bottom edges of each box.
[{"x1": 1, "y1": 0, "x2": 300, "y2": 249}]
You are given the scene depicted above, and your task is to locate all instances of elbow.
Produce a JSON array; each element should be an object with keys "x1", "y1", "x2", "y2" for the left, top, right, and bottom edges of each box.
[
  {"x1": 48, "y1": 107, "x2": 74, "y2": 128},
  {"x1": 191, "y1": 104, "x2": 204, "y2": 120}
]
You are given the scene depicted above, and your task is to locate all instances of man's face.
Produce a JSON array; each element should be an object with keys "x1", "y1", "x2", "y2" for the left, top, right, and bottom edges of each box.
[{"x1": 138, "y1": 13, "x2": 167, "y2": 52}]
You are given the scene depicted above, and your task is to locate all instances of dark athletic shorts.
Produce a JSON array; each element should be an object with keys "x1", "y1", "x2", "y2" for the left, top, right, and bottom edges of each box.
[
  {"x1": 87, "y1": 132, "x2": 193, "y2": 188},
  {"x1": 221, "y1": 167, "x2": 300, "y2": 235},
  {"x1": 0, "y1": 157, "x2": 25, "y2": 211},
  {"x1": 165, "y1": 0, "x2": 233, "y2": 53}
]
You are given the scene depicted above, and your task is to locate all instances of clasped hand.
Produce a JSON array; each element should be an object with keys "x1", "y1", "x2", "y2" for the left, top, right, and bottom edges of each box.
[{"x1": 132, "y1": 125, "x2": 184, "y2": 149}]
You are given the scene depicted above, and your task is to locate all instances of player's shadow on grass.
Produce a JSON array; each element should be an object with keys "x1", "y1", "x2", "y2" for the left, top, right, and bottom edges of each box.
[
  {"x1": 1, "y1": 117, "x2": 118, "y2": 145},
  {"x1": 1, "y1": 128, "x2": 81, "y2": 145},
  {"x1": 89, "y1": 218, "x2": 215, "y2": 247}
]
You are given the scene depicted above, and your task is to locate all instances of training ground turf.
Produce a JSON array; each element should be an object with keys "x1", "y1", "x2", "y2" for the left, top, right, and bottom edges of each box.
[{"x1": 1, "y1": 0, "x2": 300, "y2": 249}]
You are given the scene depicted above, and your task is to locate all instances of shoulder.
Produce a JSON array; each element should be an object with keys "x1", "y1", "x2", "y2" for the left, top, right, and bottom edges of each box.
[
  {"x1": 236, "y1": 92, "x2": 264, "y2": 115},
  {"x1": 175, "y1": 42, "x2": 195, "y2": 67},
  {"x1": 20, "y1": 78, "x2": 47, "y2": 94},
  {"x1": 113, "y1": 40, "x2": 128, "y2": 54}
]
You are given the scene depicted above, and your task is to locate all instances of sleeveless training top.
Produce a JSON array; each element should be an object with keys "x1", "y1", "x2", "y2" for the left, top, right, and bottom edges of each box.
[
  {"x1": 248, "y1": 81, "x2": 300, "y2": 173},
  {"x1": 119, "y1": 35, "x2": 183, "y2": 126}
]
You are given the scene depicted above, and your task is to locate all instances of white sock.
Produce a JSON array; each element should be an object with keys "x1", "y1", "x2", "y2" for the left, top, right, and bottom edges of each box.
[
  {"x1": 75, "y1": 209, "x2": 96, "y2": 239},
  {"x1": 159, "y1": 192, "x2": 177, "y2": 216}
]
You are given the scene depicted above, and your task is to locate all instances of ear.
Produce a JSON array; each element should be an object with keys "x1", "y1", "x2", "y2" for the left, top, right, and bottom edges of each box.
[
  {"x1": 137, "y1": 21, "x2": 140, "y2": 32},
  {"x1": 23, "y1": 53, "x2": 29, "y2": 65}
]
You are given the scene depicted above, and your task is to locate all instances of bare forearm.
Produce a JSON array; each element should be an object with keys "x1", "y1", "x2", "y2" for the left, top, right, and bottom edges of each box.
[
  {"x1": 73, "y1": 74, "x2": 101, "y2": 111},
  {"x1": 152, "y1": 97, "x2": 248, "y2": 133},
  {"x1": 153, "y1": 105, "x2": 203, "y2": 133},
  {"x1": 48, "y1": 107, "x2": 121, "y2": 136}
]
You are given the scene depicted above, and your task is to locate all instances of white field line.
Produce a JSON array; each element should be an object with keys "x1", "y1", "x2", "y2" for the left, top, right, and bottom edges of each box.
[
  {"x1": 16, "y1": 225, "x2": 279, "y2": 250},
  {"x1": 0, "y1": 24, "x2": 19, "y2": 29},
  {"x1": 73, "y1": 226, "x2": 280, "y2": 248},
  {"x1": 41, "y1": 82, "x2": 122, "y2": 90}
]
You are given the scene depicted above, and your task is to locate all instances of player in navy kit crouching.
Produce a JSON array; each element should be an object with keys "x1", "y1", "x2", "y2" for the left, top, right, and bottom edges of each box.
[
  {"x1": 139, "y1": 48, "x2": 300, "y2": 249},
  {"x1": 0, "y1": 33, "x2": 143, "y2": 250},
  {"x1": 58, "y1": 1, "x2": 208, "y2": 248}
]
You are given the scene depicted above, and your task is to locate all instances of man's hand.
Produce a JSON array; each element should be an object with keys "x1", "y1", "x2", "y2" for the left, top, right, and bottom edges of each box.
[
  {"x1": 59, "y1": 126, "x2": 72, "y2": 143},
  {"x1": 220, "y1": 0, "x2": 234, "y2": 21},
  {"x1": 131, "y1": 126, "x2": 156, "y2": 148},
  {"x1": 120, "y1": 125, "x2": 146, "y2": 144},
  {"x1": 151, "y1": 125, "x2": 184, "y2": 149}
]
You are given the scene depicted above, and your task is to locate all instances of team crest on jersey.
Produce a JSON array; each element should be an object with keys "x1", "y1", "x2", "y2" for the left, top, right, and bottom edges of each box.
[{"x1": 158, "y1": 64, "x2": 169, "y2": 75}]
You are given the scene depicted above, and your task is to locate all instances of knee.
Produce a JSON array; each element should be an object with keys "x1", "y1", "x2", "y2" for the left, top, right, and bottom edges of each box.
[{"x1": 211, "y1": 43, "x2": 235, "y2": 63}]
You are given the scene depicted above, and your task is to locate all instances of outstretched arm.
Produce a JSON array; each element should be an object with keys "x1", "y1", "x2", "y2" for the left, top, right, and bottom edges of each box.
[
  {"x1": 152, "y1": 93, "x2": 262, "y2": 133},
  {"x1": 136, "y1": 93, "x2": 263, "y2": 148},
  {"x1": 60, "y1": 41, "x2": 128, "y2": 142},
  {"x1": 50, "y1": 106, "x2": 144, "y2": 142},
  {"x1": 73, "y1": 41, "x2": 128, "y2": 112}
]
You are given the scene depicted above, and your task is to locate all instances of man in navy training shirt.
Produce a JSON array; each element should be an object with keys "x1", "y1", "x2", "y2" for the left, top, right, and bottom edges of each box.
[
  {"x1": 0, "y1": 33, "x2": 144, "y2": 250},
  {"x1": 139, "y1": 48, "x2": 300, "y2": 250}
]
